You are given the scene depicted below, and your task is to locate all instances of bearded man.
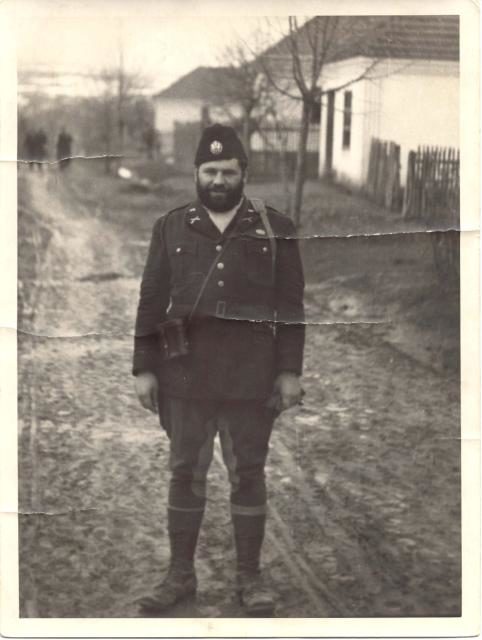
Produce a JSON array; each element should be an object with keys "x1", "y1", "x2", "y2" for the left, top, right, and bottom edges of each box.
[{"x1": 133, "y1": 123, "x2": 305, "y2": 616}]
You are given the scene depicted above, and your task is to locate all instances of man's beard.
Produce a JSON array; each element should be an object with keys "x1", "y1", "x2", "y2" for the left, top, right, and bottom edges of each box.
[{"x1": 196, "y1": 178, "x2": 244, "y2": 213}]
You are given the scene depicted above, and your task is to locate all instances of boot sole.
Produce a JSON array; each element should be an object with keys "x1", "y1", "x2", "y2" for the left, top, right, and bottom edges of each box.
[
  {"x1": 138, "y1": 588, "x2": 197, "y2": 616},
  {"x1": 237, "y1": 592, "x2": 275, "y2": 617}
]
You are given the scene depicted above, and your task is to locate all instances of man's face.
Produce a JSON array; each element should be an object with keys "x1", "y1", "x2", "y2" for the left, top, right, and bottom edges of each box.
[{"x1": 195, "y1": 158, "x2": 246, "y2": 213}]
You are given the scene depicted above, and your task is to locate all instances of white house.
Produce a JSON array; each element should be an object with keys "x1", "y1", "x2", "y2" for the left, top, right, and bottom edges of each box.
[
  {"x1": 316, "y1": 16, "x2": 459, "y2": 186},
  {"x1": 258, "y1": 15, "x2": 459, "y2": 186},
  {"x1": 153, "y1": 17, "x2": 458, "y2": 183}
]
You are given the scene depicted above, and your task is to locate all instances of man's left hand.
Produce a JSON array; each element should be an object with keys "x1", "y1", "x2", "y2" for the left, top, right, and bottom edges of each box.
[{"x1": 268, "y1": 372, "x2": 303, "y2": 413}]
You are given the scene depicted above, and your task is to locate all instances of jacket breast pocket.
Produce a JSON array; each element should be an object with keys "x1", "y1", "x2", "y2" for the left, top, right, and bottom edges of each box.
[
  {"x1": 244, "y1": 238, "x2": 273, "y2": 287},
  {"x1": 168, "y1": 241, "x2": 198, "y2": 284}
]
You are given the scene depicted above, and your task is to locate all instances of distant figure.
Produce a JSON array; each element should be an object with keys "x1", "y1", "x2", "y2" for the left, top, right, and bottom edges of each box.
[
  {"x1": 34, "y1": 128, "x2": 48, "y2": 171},
  {"x1": 143, "y1": 126, "x2": 156, "y2": 160},
  {"x1": 56, "y1": 128, "x2": 73, "y2": 171},
  {"x1": 23, "y1": 130, "x2": 36, "y2": 170},
  {"x1": 24, "y1": 129, "x2": 47, "y2": 171}
]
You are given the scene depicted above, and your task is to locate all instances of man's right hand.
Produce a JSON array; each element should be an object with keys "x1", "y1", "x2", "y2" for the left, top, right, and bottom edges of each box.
[{"x1": 135, "y1": 372, "x2": 159, "y2": 414}]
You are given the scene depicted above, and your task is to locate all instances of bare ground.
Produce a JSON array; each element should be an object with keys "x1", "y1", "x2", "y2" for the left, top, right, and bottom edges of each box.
[{"x1": 18, "y1": 161, "x2": 460, "y2": 618}]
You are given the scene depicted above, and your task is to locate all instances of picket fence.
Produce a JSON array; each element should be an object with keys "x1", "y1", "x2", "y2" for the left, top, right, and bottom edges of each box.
[
  {"x1": 365, "y1": 138, "x2": 401, "y2": 210},
  {"x1": 402, "y1": 145, "x2": 460, "y2": 225}
]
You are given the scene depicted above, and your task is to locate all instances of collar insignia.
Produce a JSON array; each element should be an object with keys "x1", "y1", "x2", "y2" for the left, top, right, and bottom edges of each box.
[
  {"x1": 255, "y1": 228, "x2": 266, "y2": 235},
  {"x1": 189, "y1": 215, "x2": 201, "y2": 224},
  {"x1": 210, "y1": 140, "x2": 223, "y2": 155}
]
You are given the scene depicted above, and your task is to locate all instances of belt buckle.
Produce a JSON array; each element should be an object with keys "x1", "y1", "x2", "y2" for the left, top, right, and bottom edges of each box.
[{"x1": 216, "y1": 300, "x2": 226, "y2": 317}]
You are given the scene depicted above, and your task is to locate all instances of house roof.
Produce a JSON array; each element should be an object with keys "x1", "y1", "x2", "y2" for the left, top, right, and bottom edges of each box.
[
  {"x1": 155, "y1": 17, "x2": 458, "y2": 102},
  {"x1": 263, "y1": 15, "x2": 459, "y2": 64},
  {"x1": 155, "y1": 66, "x2": 234, "y2": 100}
]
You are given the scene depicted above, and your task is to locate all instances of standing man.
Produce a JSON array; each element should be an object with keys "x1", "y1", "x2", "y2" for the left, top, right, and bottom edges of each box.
[
  {"x1": 56, "y1": 128, "x2": 73, "y2": 170},
  {"x1": 133, "y1": 124, "x2": 305, "y2": 616},
  {"x1": 34, "y1": 128, "x2": 48, "y2": 171},
  {"x1": 23, "y1": 129, "x2": 36, "y2": 170}
]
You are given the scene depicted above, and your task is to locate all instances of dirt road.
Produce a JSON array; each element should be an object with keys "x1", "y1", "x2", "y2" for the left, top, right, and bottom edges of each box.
[{"x1": 18, "y1": 165, "x2": 460, "y2": 618}]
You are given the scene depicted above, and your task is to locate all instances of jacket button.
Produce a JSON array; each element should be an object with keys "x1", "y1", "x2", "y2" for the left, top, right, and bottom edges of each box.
[
  {"x1": 216, "y1": 245, "x2": 222, "y2": 252},
  {"x1": 176, "y1": 247, "x2": 181, "y2": 253},
  {"x1": 262, "y1": 246, "x2": 268, "y2": 253},
  {"x1": 217, "y1": 280, "x2": 224, "y2": 287},
  {"x1": 217, "y1": 262, "x2": 224, "y2": 270}
]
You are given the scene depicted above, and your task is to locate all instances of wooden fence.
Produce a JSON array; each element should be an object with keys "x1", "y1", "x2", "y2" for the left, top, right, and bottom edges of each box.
[
  {"x1": 365, "y1": 138, "x2": 401, "y2": 210},
  {"x1": 250, "y1": 125, "x2": 319, "y2": 180},
  {"x1": 250, "y1": 150, "x2": 319, "y2": 181},
  {"x1": 364, "y1": 139, "x2": 460, "y2": 285},
  {"x1": 402, "y1": 145, "x2": 460, "y2": 226},
  {"x1": 402, "y1": 145, "x2": 460, "y2": 285},
  {"x1": 251, "y1": 125, "x2": 320, "y2": 153}
]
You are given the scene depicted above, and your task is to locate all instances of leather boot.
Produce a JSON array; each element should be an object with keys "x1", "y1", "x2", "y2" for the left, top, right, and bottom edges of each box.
[
  {"x1": 138, "y1": 518, "x2": 201, "y2": 615},
  {"x1": 233, "y1": 514, "x2": 275, "y2": 616}
]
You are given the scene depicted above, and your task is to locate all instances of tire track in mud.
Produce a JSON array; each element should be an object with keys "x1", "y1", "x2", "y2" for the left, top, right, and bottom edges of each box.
[
  {"x1": 211, "y1": 449, "x2": 339, "y2": 617},
  {"x1": 18, "y1": 174, "x2": 58, "y2": 617},
  {"x1": 268, "y1": 434, "x2": 385, "y2": 609},
  {"x1": 18, "y1": 170, "x2": 134, "y2": 617}
]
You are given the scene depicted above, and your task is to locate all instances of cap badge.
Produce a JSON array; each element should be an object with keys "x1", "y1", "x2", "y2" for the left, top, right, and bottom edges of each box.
[{"x1": 210, "y1": 140, "x2": 223, "y2": 155}]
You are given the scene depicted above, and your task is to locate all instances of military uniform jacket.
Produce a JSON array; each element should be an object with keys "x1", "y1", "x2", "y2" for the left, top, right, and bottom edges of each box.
[{"x1": 133, "y1": 196, "x2": 305, "y2": 400}]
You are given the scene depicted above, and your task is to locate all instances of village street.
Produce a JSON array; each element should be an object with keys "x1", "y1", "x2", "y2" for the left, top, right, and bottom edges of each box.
[{"x1": 17, "y1": 163, "x2": 460, "y2": 618}]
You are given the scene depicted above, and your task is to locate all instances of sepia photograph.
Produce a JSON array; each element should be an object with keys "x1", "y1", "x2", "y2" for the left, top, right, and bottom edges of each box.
[{"x1": 0, "y1": 0, "x2": 479, "y2": 636}]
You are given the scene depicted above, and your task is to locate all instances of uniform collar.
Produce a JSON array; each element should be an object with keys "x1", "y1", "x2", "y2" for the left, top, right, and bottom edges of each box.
[
  {"x1": 184, "y1": 196, "x2": 261, "y2": 238},
  {"x1": 236, "y1": 198, "x2": 261, "y2": 232}
]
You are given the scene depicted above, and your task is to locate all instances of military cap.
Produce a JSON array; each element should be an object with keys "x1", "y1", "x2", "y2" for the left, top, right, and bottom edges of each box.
[{"x1": 194, "y1": 123, "x2": 248, "y2": 167}]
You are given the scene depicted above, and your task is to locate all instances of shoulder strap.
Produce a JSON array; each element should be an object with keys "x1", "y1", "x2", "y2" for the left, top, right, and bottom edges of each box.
[
  {"x1": 187, "y1": 199, "x2": 277, "y2": 322},
  {"x1": 250, "y1": 198, "x2": 277, "y2": 283}
]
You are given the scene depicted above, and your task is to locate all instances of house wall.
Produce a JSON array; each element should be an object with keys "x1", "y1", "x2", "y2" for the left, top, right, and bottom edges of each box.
[
  {"x1": 319, "y1": 58, "x2": 459, "y2": 188},
  {"x1": 321, "y1": 78, "x2": 370, "y2": 186},
  {"x1": 154, "y1": 98, "x2": 204, "y2": 156},
  {"x1": 376, "y1": 62, "x2": 459, "y2": 183},
  {"x1": 319, "y1": 58, "x2": 376, "y2": 185},
  {"x1": 153, "y1": 97, "x2": 244, "y2": 157}
]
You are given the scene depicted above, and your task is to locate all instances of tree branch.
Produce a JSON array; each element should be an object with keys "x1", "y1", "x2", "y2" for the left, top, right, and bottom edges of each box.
[
  {"x1": 321, "y1": 58, "x2": 382, "y2": 95},
  {"x1": 288, "y1": 17, "x2": 309, "y2": 95}
]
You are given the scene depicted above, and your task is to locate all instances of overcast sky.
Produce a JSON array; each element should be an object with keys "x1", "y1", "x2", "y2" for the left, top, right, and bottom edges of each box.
[{"x1": 14, "y1": 2, "x2": 292, "y2": 93}]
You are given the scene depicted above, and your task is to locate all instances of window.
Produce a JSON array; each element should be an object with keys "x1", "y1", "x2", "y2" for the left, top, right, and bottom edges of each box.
[{"x1": 342, "y1": 91, "x2": 352, "y2": 150}]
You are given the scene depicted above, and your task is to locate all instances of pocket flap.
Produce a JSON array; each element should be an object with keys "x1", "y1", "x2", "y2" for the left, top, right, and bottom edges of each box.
[
  {"x1": 245, "y1": 239, "x2": 271, "y2": 255},
  {"x1": 168, "y1": 242, "x2": 197, "y2": 257}
]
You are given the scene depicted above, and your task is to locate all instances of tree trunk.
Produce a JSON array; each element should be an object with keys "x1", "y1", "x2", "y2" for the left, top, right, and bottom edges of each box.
[
  {"x1": 292, "y1": 100, "x2": 312, "y2": 228},
  {"x1": 279, "y1": 135, "x2": 291, "y2": 213},
  {"x1": 242, "y1": 110, "x2": 250, "y2": 164}
]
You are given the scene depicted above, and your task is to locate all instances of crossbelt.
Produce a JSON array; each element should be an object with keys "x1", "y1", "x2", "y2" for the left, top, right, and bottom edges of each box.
[{"x1": 187, "y1": 198, "x2": 277, "y2": 323}]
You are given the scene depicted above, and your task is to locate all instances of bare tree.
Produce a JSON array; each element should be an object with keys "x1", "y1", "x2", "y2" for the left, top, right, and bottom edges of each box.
[
  {"x1": 95, "y1": 39, "x2": 147, "y2": 173},
  {"x1": 215, "y1": 33, "x2": 299, "y2": 208},
  {"x1": 260, "y1": 16, "x2": 392, "y2": 227},
  {"x1": 216, "y1": 35, "x2": 276, "y2": 161}
]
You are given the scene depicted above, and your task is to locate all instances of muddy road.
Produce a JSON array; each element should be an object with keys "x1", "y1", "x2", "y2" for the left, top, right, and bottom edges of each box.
[{"x1": 18, "y1": 165, "x2": 460, "y2": 618}]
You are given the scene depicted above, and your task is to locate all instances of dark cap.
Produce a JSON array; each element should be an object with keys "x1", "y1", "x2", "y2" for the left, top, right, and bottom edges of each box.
[{"x1": 194, "y1": 123, "x2": 247, "y2": 167}]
